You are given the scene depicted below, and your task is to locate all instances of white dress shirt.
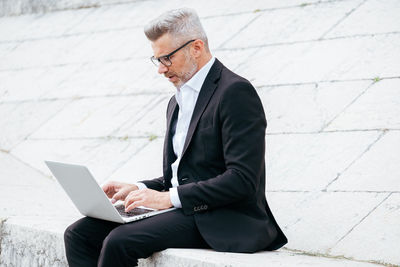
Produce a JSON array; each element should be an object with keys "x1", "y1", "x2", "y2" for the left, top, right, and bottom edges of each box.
[{"x1": 136, "y1": 57, "x2": 216, "y2": 208}]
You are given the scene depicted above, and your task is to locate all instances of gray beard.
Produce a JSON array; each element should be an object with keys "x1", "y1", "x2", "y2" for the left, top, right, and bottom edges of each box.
[{"x1": 175, "y1": 58, "x2": 198, "y2": 89}]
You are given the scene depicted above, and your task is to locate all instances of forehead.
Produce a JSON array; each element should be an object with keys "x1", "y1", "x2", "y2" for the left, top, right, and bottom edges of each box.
[{"x1": 151, "y1": 34, "x2": 176, "y2": 57}]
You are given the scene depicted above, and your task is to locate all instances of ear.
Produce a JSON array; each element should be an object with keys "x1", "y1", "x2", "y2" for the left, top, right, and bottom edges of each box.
[{"x1": 191, "y1": 39, "x2": 204, "y2": 58}]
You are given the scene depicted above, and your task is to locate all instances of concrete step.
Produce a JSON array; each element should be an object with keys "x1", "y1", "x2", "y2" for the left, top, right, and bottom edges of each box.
[{"x1": 0, "y1": 217, "x2": 383, "y2": 267}]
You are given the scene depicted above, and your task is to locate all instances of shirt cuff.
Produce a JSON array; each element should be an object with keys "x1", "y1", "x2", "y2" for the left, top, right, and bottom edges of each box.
[
  {"x1": 134, "y1": 182, "x2": 147, "y2": 190},
  {"x1": 169, "y1": 187, "x2": 182, "y2": 208}
]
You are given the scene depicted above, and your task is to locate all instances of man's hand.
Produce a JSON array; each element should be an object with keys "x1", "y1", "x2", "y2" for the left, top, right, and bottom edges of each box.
[
  {"x1": 102, "y1": 181, "x2": 138, "y2": 204},
  {"x1": 124, "y1": 188, "x2": 173, "y2": 211}
]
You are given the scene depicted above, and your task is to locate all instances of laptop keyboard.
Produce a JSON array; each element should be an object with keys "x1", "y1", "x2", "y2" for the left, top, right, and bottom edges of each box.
[{"x1": 114, "y1": 204, "x2": 153, "y2": 217}]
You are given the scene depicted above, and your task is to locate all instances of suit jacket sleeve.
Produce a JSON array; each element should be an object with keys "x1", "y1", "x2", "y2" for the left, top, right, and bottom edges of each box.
[
  {"x1": 140, "y1": 176, "x2": 164, "y2": 191},
  {"x1": 177, "y1": 81, "x2": 267, "y2": 215}
]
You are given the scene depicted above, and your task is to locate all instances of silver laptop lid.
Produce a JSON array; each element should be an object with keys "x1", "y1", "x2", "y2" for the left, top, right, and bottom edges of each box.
[{"x1": 45, "y1": 161, "x2": 124, "y2": 223}]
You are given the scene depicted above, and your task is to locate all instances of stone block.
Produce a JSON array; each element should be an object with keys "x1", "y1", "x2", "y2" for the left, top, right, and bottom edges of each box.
[
  {"x1": 183, "y1": 0, "x2": 332, "y2": 18},
  {"x1": 0, "y1": 71, "x2": 13, "y2": 100},
  {"x1": 266, "y1": 192, "x2": 314, "y2": 231},
  {"x1": 328, "y1": 131, "x2": 400, "y2": 191},
  {"x1": 213, "y1": 48, "x2": 260, "y2": 73},
  {"x1": 29, "y1": 95, "x2": 157, "y2": 139},
  {"x1": 0, "y1": 0, "x2": 332, "y2": 18},
  {"x1": 0, "y1": 151, "x2": 51, "y2": 187},
  {"x1": 11, "y1": 138, "x2": 147, "y2": 183},
  {"x1": 130, "y1": 64, "x2": 173, "y2": 94},
  {"x1": 0, "y1": 34, "x2": 86, "y2": 70},
  {"x1": 58, "y1": 31, "x2": 121, "y2": 64},
  {"x1": 0, "y1": 69, "x2": 45, "y2": 101},
  {"x1": 257, "y1": 80, "x2": 371, "y2": 133},
  {"x1": 0, "y1": 43, "x2": 19, "y2": 61},
  {"x1": 0, "y1": 152, "x2": 79, "y2": 219},
  {"x1": 325, "y1": 79, "x2": 400, "y2": 131},
  {"x1": 0, "y1": 100, "x2": 69, "y2": 151},
  {"x1": 235, "y1": 34, "x2": 400, "y2": 86},
  {"x1": 115, "y1": 95, "x2": 170, "y2": 137},
  {"x1": 330, "y1": 193, "x2": 400, "y2": 266},
  {"x1": 46, "y1": 58, "x2": 167, "y2": 98},
  {"x1": 77, "y1": 0, "x2": 189, "y2": 31},
  {"x1": 0, "y1": 0, "x2": 96, "y2": 17},
  {"x1": 202, "y1": 13, "x2": 258, "y2": 50},
  {"x1": 7, "y1": 8, "x2": 92, "y2": 41},
  {"x1": 0, "y1": 219, "x2": 380, "y2": 267},
  {"x1": 272, "y1": 191, "x2": 389, "y2": 255},
  {"x1": 326, "y1": 0, "x2": 400, "y2": 38},
  {"x1": 0, "y1": 184, "x2": 79, "y2": 219},
  {"x1": 165, "y1": 0, "x2": 249, "y2": 18},
  {"x1": 0, "y1": 65, "x2": 79, "y2": 101},
  {"x1": 0, "y1": 44, "x2": 21, "y2": 72},
  {"x1": 64, "y1": 4, "x2": 137, "y2": 34},
  {"x1": 46, "y1": 61, "x2": 151, "y2": 99},
  {"x1": 224, "y1": 0, "x2": 363, "y2": 48},
  {"x1": 143, "y1": 248, "x2": 381, "y2": 267},
  {"x1": 109, "y1": 137, "x2": 164, "y2": 183},
  {"x1": 0, "y1": 219, "x2": 68, "y2": 267},
  {"x1": 266, "y1": 131, "x2": 382, "y2": 191},
  {"x1": 0, "y1": 14, "x2": 36, "y2": 42},
  {"x1": 68, "y1": 28, "x2": 150, "y2": 64},
  {"x1": 0, "y1": 1, "x2": 398, "y2": 266},
  {"x1": 109, "y1": 28, "x2": 152, "y2": 60}
]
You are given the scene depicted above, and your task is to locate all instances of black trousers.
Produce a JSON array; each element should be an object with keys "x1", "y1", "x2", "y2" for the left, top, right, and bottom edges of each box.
[{"x1": 64, "y1": 209, "x2": 210, "y2": 267}]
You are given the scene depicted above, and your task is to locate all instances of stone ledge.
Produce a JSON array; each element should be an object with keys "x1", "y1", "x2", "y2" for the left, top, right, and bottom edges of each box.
[
  {"x1": 0, "y1": 0, "x2": 139, "y2": 17},
  {"x1": 0, "y1": 217, "x2": 383, "y2": 267}
]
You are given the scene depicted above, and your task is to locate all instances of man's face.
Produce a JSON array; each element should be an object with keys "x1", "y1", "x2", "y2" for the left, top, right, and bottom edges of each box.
[{"x1": 151, "y1": 34, "x2": 198, "y2": 89}]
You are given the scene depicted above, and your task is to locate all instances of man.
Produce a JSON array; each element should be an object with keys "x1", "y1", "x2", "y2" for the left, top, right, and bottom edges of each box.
[{"x1": 64, "y1": 8, "x2": 287, "y2": 267}]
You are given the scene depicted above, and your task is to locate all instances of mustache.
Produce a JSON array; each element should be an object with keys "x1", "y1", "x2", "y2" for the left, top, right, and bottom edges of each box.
[{"x1": 164, "y1": 72, "x2": 177, "y2": 78}]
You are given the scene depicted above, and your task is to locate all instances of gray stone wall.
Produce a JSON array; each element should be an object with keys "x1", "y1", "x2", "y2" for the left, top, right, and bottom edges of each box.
[
  {"x1": 0, "y1": 0, "x2": 399, "y2": 266},
  {"x1": 0, "y1": 0, "x2": 139, "y2": 17}
]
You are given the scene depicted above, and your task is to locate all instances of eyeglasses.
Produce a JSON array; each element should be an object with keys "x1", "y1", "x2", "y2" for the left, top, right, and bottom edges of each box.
[{"x1": 150, "y1": 39, "x2": 195, "y2": 67}]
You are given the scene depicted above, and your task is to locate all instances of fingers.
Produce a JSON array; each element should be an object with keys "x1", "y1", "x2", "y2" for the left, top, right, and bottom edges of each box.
[
  {"x1": 125, "y1": 200, "x2": 146, "y2": 212},
  {"x1": 102, "y1": 181, "x2": 137, "y2": 200},
  {"x1": 124, "y1": 191, "x2": 143, "y2": 211},
  {"x1": 122, "y1": 189, "x2": 172, "y2": 211},
  {"x1": 101, "y1": 181, "x2": 119, "y2": 198},
  {"x1": 103, "y1": 186, "x2": 116, "y2": 198},
  {"x1": 111, "y1": 190, "x2": 125, "y2": 203},
  {"x1": 112, "y1": 184, "x2": 137, "y2": 202}
]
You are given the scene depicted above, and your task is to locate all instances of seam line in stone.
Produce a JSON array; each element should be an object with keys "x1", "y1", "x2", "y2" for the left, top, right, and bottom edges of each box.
[
  {"x1": 329, "y1": 192, "x2": 393, "y2": 252},
  {"x1": 318, "y1": 0, "x2": 368, "y2": 40},
  {"x1": 320, "y1": 80, "x2": 375, "y2": 131},
  {"x1": 323, "y1": 130, "x2": 387, "y2": 190}
]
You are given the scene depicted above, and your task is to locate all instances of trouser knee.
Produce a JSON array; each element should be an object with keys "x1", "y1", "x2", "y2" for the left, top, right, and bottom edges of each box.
[
  {"x1": 64, "y1": 220, "x2": 89, "y2": 249},
  {"x1": 101, "y1": 230, "x2": 134, "y2": 257},
  {"x1": 64, "y1": 223, "x2": 76, "y2": 246},
  {"x1": 99, "y1": 229, "x2": 148, "y2": 267}
]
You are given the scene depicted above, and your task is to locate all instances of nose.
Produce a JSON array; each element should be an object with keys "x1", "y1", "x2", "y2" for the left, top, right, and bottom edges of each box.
[{"x1": 158, "y1": 63, "x2": 168, "y2": 74}]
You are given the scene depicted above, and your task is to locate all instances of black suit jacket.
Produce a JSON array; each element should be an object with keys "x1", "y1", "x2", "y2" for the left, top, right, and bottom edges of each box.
[{"x1": 141, "y1": 59, "x2": 287, "y2": 252}]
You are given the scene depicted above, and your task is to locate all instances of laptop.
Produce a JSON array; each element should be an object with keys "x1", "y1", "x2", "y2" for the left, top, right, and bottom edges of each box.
[{"x1": 45, "y1": 161, "x2": 176, "y2": 224}]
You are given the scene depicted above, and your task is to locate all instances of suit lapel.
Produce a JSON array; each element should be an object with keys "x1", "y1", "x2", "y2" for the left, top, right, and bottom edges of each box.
[
  {"x1": 166, "y1": 97, "x2": 178, "y2": 134},
  {"x1": 163, "y1": 97, "x2": 178, "y2": 182},
  {"x1": 181, "y1": 59, "x2": 222, "y2": 157}
]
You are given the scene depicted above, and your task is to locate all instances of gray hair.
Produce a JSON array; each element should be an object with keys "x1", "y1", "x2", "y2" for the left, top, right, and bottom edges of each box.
[{"x1": 144, "y1": 8, "x2": 209, "y2": 50}]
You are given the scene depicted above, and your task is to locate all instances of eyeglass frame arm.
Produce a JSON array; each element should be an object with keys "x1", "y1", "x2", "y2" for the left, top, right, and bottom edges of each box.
[{"x1": 150, "y1": 39, "x2": 196, "y2": 66}]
